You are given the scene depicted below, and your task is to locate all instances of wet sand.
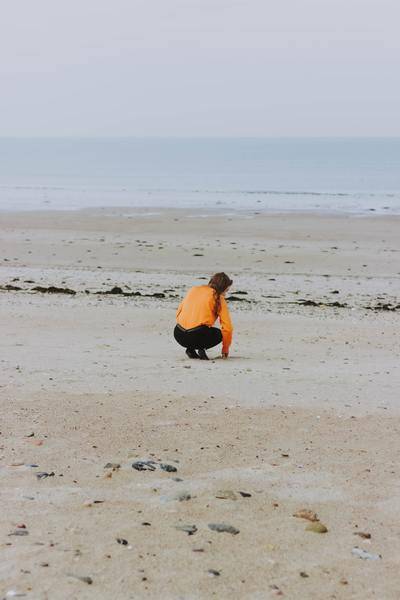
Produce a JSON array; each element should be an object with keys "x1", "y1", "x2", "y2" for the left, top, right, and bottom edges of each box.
[{"x1": 1, "y1": 208, "x2": 399, "y2": 599}]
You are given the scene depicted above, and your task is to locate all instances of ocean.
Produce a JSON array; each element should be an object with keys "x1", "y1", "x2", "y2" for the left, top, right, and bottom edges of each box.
[{"x1": 0, "y1": 137, "x2": 399, "y2": 214}]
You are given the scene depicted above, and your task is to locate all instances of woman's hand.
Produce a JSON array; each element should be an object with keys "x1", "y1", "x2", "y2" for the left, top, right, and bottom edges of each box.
[{"x1": 221, "y1": 351, "x2": 229, "y2": 359}]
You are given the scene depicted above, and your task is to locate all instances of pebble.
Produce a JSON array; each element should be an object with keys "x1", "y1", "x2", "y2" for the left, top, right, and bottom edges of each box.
[
  {"x1": 66, "y1": 573, "x2": 93, "y2": 584},
  {"x1": 293, "y1": 509, "x2": 319, "y2": 522},
  {"x1": 175, "y1": 525, "x2": 198, "y2": 535},
  {"x1": 116, "y1": 538, "x2": 128, "y2": 545},
  {"x1": 354, "y1": 531, "x2": 371, "y2": 539},
  {"x1": 132, "y1": 460, "x2": 157, "y2": 471},
  {"x1": 238, "y1": 491, "x2": 252, "y2": 497},
  {"x1": 208, "y1": 569, "x2": 220, "y2": 577},
  {"x1": 104, "y1": 463, "x2": 120, "y2": 469},
  {"x1": 36, "y1": 471, "x2": 55, "y2": 480},
  {"x1": 215, "y1": 490, "x2": 237, "y2": 500},
  {"x1": 352, "y1": 547, "x2": 381, "y2": 560},
  {"x1": 173, "y1": 491, "x2": 191, "y2": 502},
  {"x1": 208, "y1": 523, "x2": 240, "y2": 535},
  {"x1": 160, "y1": 463, "x2": 178, "y2": 473},
  {"x1": 305, "y1": 522, "x2": 328, "y2": 533},
  {"x1": 8, "y1": 530, "x2": 29, "y2": 537}
]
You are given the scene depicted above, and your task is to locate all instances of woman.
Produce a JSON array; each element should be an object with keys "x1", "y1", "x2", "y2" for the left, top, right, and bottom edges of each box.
[{"x1": 174, "y1": 272, "x2": 233, "y2": 360}]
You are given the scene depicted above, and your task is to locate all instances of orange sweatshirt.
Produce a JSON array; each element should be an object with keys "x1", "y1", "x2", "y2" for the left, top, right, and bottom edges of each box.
[{"x1": 176, "y1": 285, "x2": 233, "y2": 353}]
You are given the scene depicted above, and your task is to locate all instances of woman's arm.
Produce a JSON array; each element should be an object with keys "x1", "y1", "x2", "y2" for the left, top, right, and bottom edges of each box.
[{"x1": 218, "y1": 296, "x2": 233, "y2": 356}]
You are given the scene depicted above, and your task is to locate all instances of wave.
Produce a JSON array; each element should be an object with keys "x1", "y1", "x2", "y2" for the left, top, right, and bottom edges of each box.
[{"x1": 0, "y1": 184, "x2": 398, "y2": 198}]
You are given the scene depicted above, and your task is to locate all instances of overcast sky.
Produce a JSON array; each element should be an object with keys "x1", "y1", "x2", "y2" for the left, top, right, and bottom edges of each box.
[{"x1": 0, "y1": 0, "x2": 399, "y2": 137}]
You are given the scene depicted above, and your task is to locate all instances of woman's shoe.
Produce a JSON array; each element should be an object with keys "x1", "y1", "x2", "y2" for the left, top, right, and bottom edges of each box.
[
  {"x1": 197, "y1": 348, "x2": 209, "y2": 360},
  {"x1": 186, "y1": 348, "x2": 199, "y2": 359}
]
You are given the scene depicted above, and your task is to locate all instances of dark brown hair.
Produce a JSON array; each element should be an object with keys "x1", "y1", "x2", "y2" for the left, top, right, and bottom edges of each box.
[{"x1": 208, "y1": 272, "x2": 233, "y2": 316}]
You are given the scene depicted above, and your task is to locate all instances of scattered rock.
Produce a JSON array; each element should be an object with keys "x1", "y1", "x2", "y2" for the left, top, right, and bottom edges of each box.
[
  {"x1": 116, "y1": 538, "x2": 128, "y2": 545},
  {"x1": 299, "y1": 571, "x2": 309, "y2": 578},
  {"x1": 208, "y1": 569, "x2": 220, "y2": 577},
  {"x1": 8, "y1": 530, "x2": 29, "y2": 537},
  {"x1": 269, "y1": 584, "x2": 284, "y2": 596},
  {"x1": 104, "y1": 463, "x2": 120, "y2": 469},
  {"x1": 293, "y1": 509, "x2": 319, "y2": 522},
  {"x1": 83, "y1": 499, "x2": 105, "y2": 507},
  {"x1": 175, "y1": 525, "x2": 197, "y2": 535},
  {"x1": 352, "y1": 547, "x2": 381, "y2": 560},
  {"x1": 160, "y1": 463, "x2": 177, "y2": 473},
  {"x1": 132, "y1": 460, "x2": 157, "y2": 471},
  {"x1": 36, "y1": 471, "x2": 55, "y2": 480},
  {"x1": 66, "y1": 573, "x2": 93, "y2": 584},
  {"x1": 208, "y1": 523, "x2": 240, "y2": 535},
  {"x1": 305, "y1": 522, "x2": 328, "y2": 533},
  {"x1": 354, "y1": 531, "x2": 371, "y2": 539},
  {"x1": 173, "y1": 491, "x2": 191, "y2": 502},
  {"x1": 238, "y1": 491, "x2": 252, "y2": 497},
  {"x1": 215, "y1": 490, "x2": 237, "y2": 500}
]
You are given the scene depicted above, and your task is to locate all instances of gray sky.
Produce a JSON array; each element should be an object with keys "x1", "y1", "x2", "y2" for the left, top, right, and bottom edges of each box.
[{"x1": 0, "y1": 0, "x2": 399, "y2": 136}]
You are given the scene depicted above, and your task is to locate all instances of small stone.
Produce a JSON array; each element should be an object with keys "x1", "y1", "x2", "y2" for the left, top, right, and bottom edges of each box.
[
  {"x1": 305, "y1": 522, "x2": 328, "y2": 533},
  {"x1": 354, "y1": 531, "x2": 371, "y2": 539},
  {"x1": 175, "y1": 525, "x2": 197, "y2": 535},
  {"x1": 160, "y1": 463, "x2": 177, "y2": 473},
  {"x1": 36, "y1": 471, "x2": 55, "y2": 480},
  {"x1": 132, "y1": 460, "x2": 156, "y2": 471},
  {"x1": 299, "y1": 571, "x2": 309, "y2": 578},
  {"x1": 238, "y1": 491, "x2": 252, "y2": 497},
  {"x1": 293, "y1": 509, "x2": 319, "y2": 522},
  {"x1": 66, "y1": 573, "x2": 93, "y2": 584},
  {"x1": 174, "y1": 491, "x2": 191, "y2": 502},
  {"x1": 269, "y1": 584, "x2": 283, "y2": 596},
  {"x1": 351, "y1": 547, "x2": 381, "y2": 560},
  {"x1": 104, "y1": 463, "x2": 120, "y2": 469},
  {"x1": 208, "y1": 523, "x2": 240, "y2": 535},
  {"x1": 208, "y1": 569, "x2": 220, "y2": 576},
  {"x1": 116, "y1": 538, "x2": 128, "y2": 545},
  {"x1": 215, "y1": 490, "x2": 237, "y2": 500},
  {"x1": 9, "y1": 530, "x2": 29, "y2": 537}
]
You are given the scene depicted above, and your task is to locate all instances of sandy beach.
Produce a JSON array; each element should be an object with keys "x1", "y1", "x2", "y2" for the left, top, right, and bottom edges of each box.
[{"x1": 1, "y1": 208, "x2": 400, "y2": 599}]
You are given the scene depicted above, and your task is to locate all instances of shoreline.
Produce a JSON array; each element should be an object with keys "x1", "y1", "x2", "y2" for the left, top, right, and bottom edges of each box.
[{"x1": 1, "y1": 204, "x2": 400, "y2": 218}]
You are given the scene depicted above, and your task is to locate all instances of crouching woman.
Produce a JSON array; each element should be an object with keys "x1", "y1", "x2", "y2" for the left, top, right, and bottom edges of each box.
[{"x1": 174, "y1": 272, "x2": 233, "y2": 360}]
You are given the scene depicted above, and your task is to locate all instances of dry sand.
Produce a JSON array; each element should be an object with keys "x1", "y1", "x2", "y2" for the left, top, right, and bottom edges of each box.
[{"x1": 1, "y1": 208, "x2": 399, "y2": 599}]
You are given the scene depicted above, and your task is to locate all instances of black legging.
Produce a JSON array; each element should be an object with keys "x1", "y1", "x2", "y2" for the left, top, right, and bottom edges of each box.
[{"x1": 174, "y1": 324, "x2": 222, "y2": 350}]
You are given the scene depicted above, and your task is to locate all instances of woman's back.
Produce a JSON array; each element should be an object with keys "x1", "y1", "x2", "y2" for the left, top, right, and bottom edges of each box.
[{"x1": 176, "y1": 285, "x2": 216, "y2": 330}]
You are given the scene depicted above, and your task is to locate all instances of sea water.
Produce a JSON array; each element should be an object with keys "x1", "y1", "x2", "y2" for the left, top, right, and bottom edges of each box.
[{"x1": 0, "y1": 137, "x2": 399, "y2": 213}]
